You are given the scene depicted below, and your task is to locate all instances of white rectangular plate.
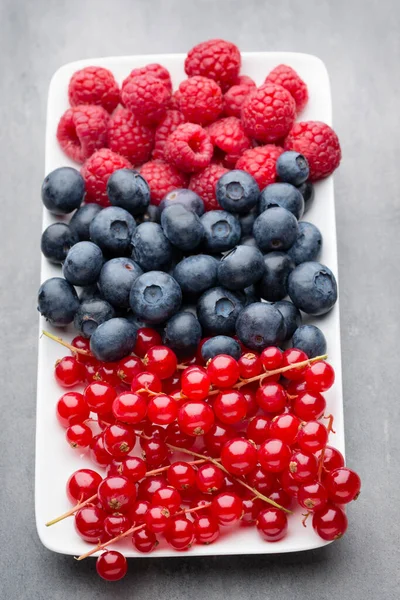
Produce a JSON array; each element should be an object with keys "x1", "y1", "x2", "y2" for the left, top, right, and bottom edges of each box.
[{"x1": 36, "y1": 52, "x2": 344, "y2": 557}]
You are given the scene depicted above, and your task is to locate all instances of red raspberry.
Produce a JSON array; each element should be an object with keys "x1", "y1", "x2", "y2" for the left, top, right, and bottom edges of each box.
[
  {"x1": 235, "y1": 75, "x2": 256, "y2": 87},
  {"x1": 178, "y1": 76, "x2": 223, "y2": 125},
  {"x1": 140, "y1": 160, "x2": 189, "y2": 205},
  {"x1": 242, "y1": 83, "x2": 296, "y2": 143},
  {"x1": 108, "y1": 108, "x2": 154, "y2": 166},
  {"x1": 81, "y1": 148, "x2": 132, "y2": 206},
  {"x1": 207, "y1": 117, "x2": 251, "y2": 167},
  {"x1": 128, "y1": 63, "x2": 172, "y2": 92},
  {"x1": 121, "y1": 74, "x2": 171, "y2": 125},
  {"x1": 236, "y1": 145, "x2": 284, "y2": 189},
  {"x1": 57, "y1": 105, "x2": 109, "y2": 164},
  {"x1": 185, "y1": 39, "x2": 241, "y2": 91},
  {"x1": 189, "y1": 164, "x2": 229, "y2": 211},
  {"x1": 284, "y1": 121, "x2": 341, "y2": 180},
  {"x1": 152, "y1": 110, "x2": 186, "y2": 160},
  {"x1": 165, "y1": 123, "x2": 213, "y2": 173},
  {"x1": 68, "y1": 66, "x2": 120, "y2": 113},
  {"x1": 265, "y1": 64, "x2": 308, "y2": 113},
  {"x1": 224, "y1": 79, "x2": 256, "y2": 118},
  {"x1": 168, "y1": 90, "x2": 182, "y2": 110}
]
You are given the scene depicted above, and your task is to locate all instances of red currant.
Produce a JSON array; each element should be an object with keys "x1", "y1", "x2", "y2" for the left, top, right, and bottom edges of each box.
[
  {"x1": 131, "y1": 371, "x2": 162, "y2": 396},
  {"x1": 268, "y1": 488, "x2": 293, "y2": 510},
  {"x1": 256, "y1": 382, "x2": 287, "y2": 414},
  {"x1": 165, "y1": 515, "x2": 194, "y2": 550},
  {"x1": 324, "y1": 468, "x2": 361, "y2": 503},
  {"x1": 117, "y1": 355, "x2": 143, "y2": 385},
  {"x1": 269, "y1": 413, "x2": 300, "y2": 446},
  {"x1": 289, "y1": 450, "x2": 318, "y2": 483},
  {"x1": 54, "y1": 356, "x2": 84, "y2": 387},
  {"x1": 312, "y1": 504, "x2": 348, "y2": 540},
  {"x1": 298, "y1": 481, "x2": 328, "y2": 512},
  {"x1": 178, "y1": 401, "x2": 214, "y2": 436},
  {"x1": 211, "y1": 492, "x2": 243, "y2": 526},
  {"x1": 258, "y1": 439, "x2": 291, "y2": 472},
  {"x1": 134, "y1": 327, "x2": 162, "y2": 357},
  {"x1": 75, "y1": 505, "x2": 106, "y2": 543},
  {"x1": 279, "y1": 469, "x2": 300, "y2": 497},
  {"x1": 204, "y1": 423, "x2": 235, "y2": 457},
  {"x1": 66, "y1": 469, "x2": 102, "y2": 504},
  {"x1": 194, "y1": 513, "x2": 220, "y2": 544},
  {"x1": 241, "y1": 497, "x2": 264, "y2": 525},
  {"x1": 282, "y1": 348, "x2": 308, "y2": 380},
  {"x1": 144, "y1": 346, "x2": 177, "y2": 380},
  {"x1": 181, "y1": 366, "x2": 211, "y2": 401},
  {"x1": 221, "y1": 438, "x2": 257, "y2": 476},
  {"x1": 284, "y1": 379, "x2": 308, "y2": 396},
  {"x1": 104, "y1": 513, "x2": 132, "y2": 537},
  {"x1": 151, "y1": 486, "x2": 181, "y2": 514},
  {"x1": 257, "y1": 507, "x2": 288, "y2": 542},
  {"x1": 246, "y1": 416, "x2": 270, "y2": 445},
  {"x1": 297, "y1": 421, "x2": 328, "y2": 453},
  {"x1": 146, "y1": 505, "x2": 171, "y2": 533},
  {"x1": 238, "y1": 353, "x2": 262, "y2": 379},
  {"x1": 84, "y1": 381, "x2": 117, "y2": 415},
  {"x1": 195, "y1": 463, "x2": 225, "y2": 493},
  {"x1": 242, "y1": 386, "x2": 258, "y2": 418},
  {"x1": 71, "y1": 336, "x2": 92, "y2": 363},
  {"x1": 315, "y1": 446, "x2": 345, "y2": 474},
  {"x1": 207, "y1": 355, "x2": 240, "y2": 388},
  {"x1": 112, "y1": 391, "x2": 147, "y2": 424},
  {"x1": 163, "y1": 372, "x2": 181, "y2": 395},
  {"x1": 223, "y1": 475, "x2": 245, "y2": 497},
  {"x1": 96, "y1": 550, "x2": 127, "y2": 581},
  {"x1": 147, "y1": 393, "x2": 178, "y2": 425},
  {"x1": 89, "y1": 433, "x2": 113, "y2": 467},
  {"x1": 98, "y1": 476, "x2": 136, "y2": 513},
  {"x1": 165, "y1": 421, "x2": 195, "y2": 449},
  {"x1": 95, "y1": 362, "x2": 121, "y2": 387},
  {"x1": 213, "y1": 389, "x2": 247, "y2": 424},
  {"x1": 260, "y1": 346, "x2": 283, "y2": 370},
  {"x1": 108, "y1": 456, "x2": 147, "y2": 483},
  {"x1": 293, "y1": 391, "x2": 326, "y2": 421},
  {"x1": 66, "y1": 422, "x2": 93, "y2": 449},
  {"x1": 246, "y1": 466, "x2": 276, "y2": 495},
  {"x1": 103, "y1": 424, "x2": 136, "y2": 458},
  {"x1": 140, "y1": 423, "x2": 166, "y2": 444},
  {"x1": 129, "y1": 500, "x2": 150, "y2": 524},
  {"x1": 305, "y1": 361, "x2": 335, "y2": 392},
  {"x1": 142, "y1": 438, "x2": 169, "y2": 467},
  {"x1": 132, "y1": 527, "x2": 158, "y2": 552},
  {"x1": 167, "y1": 461, "x2": 196, "y2": 490},
  {"x1": 83, "y1": 359, "x2": 100, "y2": 383},
  {"x1": 56, "y1": 392, "x2": 89, "y2": 428}
]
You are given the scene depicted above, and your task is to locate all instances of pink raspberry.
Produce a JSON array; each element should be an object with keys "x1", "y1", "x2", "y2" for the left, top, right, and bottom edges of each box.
[
  {"x1": 152, "y1": 110, "x2": 186, "y2": 160},
  {"x1": 235, "y1": 75, "x2": 256, "y2": 87},
  {"x1": 265, "y1": 64, "x2": 308, "y2": 113},
  {"x1": 178, "y1": 76, "x2": 223, "y2": 125},
  {"x1": 241, "y1": 83, "x2": 296, "y2": 143},
  {"x1": 224, "y1": 78, "x2": 256, "y2": 118},
  {"x1": 121, "y1": 73, "x2": 171, "y2": 125},
  {"x1": 108, "y1": 108, "x2": 154, "y2": 166},
  {"x1": 185, "y1": 39, "x2": 241, "y2": 91},
  {"x1": 168, "y1": 90, "x2": 182, "y2": 110},
  {"x1": 128, "y1": 63, "x2": 172, "y2": 92},
  {"x1": 57, "y1": 105, "x2": 109, "y2": 164},
  {"x1": 189, "y1": 164, "x2": 229, "y2": 211},
  {"x1": 164, "y1": 123, "x2": 213, "y2": 173},
  {"x1": 207, "y1": 117, "x2": 251, "y2": 167},
  {"x1": 81, "y1": 148, "x2": 132, "y2": 206},
  {"x1": 140, "y1": 160, "x2": 189, "y2": 205},
  {"x1": 68, "y1": 66, "x2": 120, "y2": 113},
  {"x1": 235, "y1": 145, "x2": 284, "y2": 189}
]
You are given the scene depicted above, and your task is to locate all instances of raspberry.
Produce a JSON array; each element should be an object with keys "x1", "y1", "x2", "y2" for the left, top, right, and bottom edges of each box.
[
  {"x1": 242, "y1": 83, "x2": 296, "y2": 144},
  {"x1": 189, "y1": 164, "x2": 229, "y2": 211},
  {"x1": 168, "y1": 90, "x2": 182, "y2": 111},
  {"x1": 224, "y1": 80, "x2": 256, "y2": 118},
  {"x1": 108, "y1": 108, "x2": 154, "y2": 166},
  {"x1": 152, "y1": 110, "x2": 186, "y2": 160},
  {"x1": 284, "y1": 121, "x2": 341, "y2": 180},
  {"x1": 185, "y1": 39, "x2": 241, "y2": 91},
  {"x1": 121, "y1": 74, "x2": 171, "y2": 125},
  {"x1": 207, "y1": 117, "x2": 251, "y2": 167},
  {"x1": 235, "y1": 145, "x2": 284, "y2": 189},
  {"x1": 128, "y1": 63, "x2": 172, "y2": 92},
  {"x1": 140, "y1": 160, "x2": 189, "y2": 205},
  {"x1": 81, "y1": 148, "x2": 132, "y2": 206},
  {"x1": 235, "y1": 75, "x2": 256, "y2": 87},
  {"x1": 165, "y1": 123, "x2": 213, "y2": 173},
  {"x1": 68, "y1": 66, "x2": 120, "y2": 113},
  {"x1": 57, "y1": 105, "x2": 109, "y2": 164},
  {"x1": 265, "y1": 64, "x2": 308, "y2": 113},
  {"x1": 178, "y1": 76, "x2": 223, "y2": 125}
]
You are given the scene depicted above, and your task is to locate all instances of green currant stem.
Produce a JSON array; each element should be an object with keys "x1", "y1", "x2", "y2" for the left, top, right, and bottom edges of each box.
[
  {"x1": 45, "y1": 493, "x2": 97, "y2": 527},
  {"x1": 42, "y1": 330, "x2": 91, "y2": 357},
  {"x1": 317, "y1": 414, "x2": 335, "y2": 481}
]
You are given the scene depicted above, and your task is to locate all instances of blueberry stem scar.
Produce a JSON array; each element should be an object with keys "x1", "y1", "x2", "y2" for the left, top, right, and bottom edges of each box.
[{"x1": 42, "y1": 329, "x2": 91, "y2": 357}]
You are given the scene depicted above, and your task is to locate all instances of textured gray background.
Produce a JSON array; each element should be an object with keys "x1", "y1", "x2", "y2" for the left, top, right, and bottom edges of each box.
[{"x1": 1, "y1": 0, "x2": 399, "y2": 597}]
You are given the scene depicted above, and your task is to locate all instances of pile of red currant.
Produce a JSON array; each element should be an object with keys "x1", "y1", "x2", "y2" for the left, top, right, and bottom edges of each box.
[{"x1": 46, "y1": 327, "x2": 361, "y2": 582}]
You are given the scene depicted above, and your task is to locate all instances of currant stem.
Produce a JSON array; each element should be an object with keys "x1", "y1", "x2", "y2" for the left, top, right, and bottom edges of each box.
[
  {"x1": 45, "y1": 494, "x2": 97, "y2": 527},
  {"x1": 317, "y1": 414, "x2": 335, "y2": 481},
  {"x1": 42, "y1": 330, "x2": 91, "y2": 357},
  {"x1": 145, "y1": 459, "x2": 207, "y2": 476}
]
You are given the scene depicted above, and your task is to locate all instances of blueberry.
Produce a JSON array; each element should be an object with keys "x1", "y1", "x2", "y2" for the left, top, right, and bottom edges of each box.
[
  {"x1": 173, "y1": 254, "x2": 218, "y2": 298},
  {"x1": 163, "y1": 311, "x2": 202, "y2": 357},
  {"x1": 292, "y1": 324, "x2": 327, "y2": 358},
  {"x1": 131, "y1": 222, "x2": 173, "y2": 272},
  {"x1": 197, "y1": 287, "x2": 244, "y2": 335},
  {"x1": 201, "y1": 336, "x2": 241, "y2": 362},
  {"x1": 129, "y1": 271, "x2": 182, "y2": 324},
  {"x1": 161, "y1": 204, "x2": 204, "y2": 252},
  {"x1": 74, "y1": 298, "x2": 115, "y2": 338},
  {"x1": 255, "y1": 252, "x2": 295, "y2": 302},
  {"x1": 276, "y1": 151, "x2": 309, "y2": 186},
  {"x1": 288, "y1": 222, "x2": 322, "y2": 265},
  {"x1": 159, "y1": 188, "x2": 205, "y2": 217},
  {"x1": 216, "y1": 170, "x2": 260, "y2": 214},
  {"x1": 287, "y1": 261, "x2": 338, "y2": 315},
  {"x1": 240, "y1": 235, "x2": 258, "y2": 248},
  {"x1": 37, "y1": 277, "x2": 79, "y2": 326},
  {"x1": 41, "y1": 222, "x2": 78, "y2": 264},
  {"x1": 259, "y1": 183, "x2": 304, "y2": 220},
  {"x1": 253, "y1": 207, "x2": 298, "y2": 252},
  {"x1": 239, "y1": 209, "x2": 257, "y2": 237},
  {"x1": 126, "y1": 312, "x2": 156, "y2": 330},
  {"x1": 201, "y1": 210, "x2": 241, "y2": 253},
  {"x1": 99, "y1": 257, "x2": 143, "y2": 309},
  {"x1": 297, "y1": 181, "x2": 315, "y2": 213},
  {"x1": 90, "y1": 317, "x2": 137, "y2": 362},
  {"x1": 107, "y1": 169, "x2": 150, "y2": 216},
  {"x1": 90, "y1": 206, "x2": 136, "y2": 257},
  {"x1": 41, "y1": 167, "x2": 85, "y2": 215},
  {"x1": 63, "y1": 241, "x2": 104, "y2": 286},
  {"x1": 69, "y1": 204, "x2": 103, "y2": 241},
  {"x1": 79, "y1": 284, "x2": 103, "y2": 303},
  {"x1": 235, "y1": 302, "x2": 285, "y2": 351},
  {"x1": 217, "y1": 245, "x2": 265, "y2": 290},
  {"x1": 243, "y1": 285, "x2": 260, "y2": 306},
  {"x1": 136, "y1": 204, "x2": 160, "y2": 224},
  {"x1": 273, "y1": 300, "x2": 302, "y2": 341}
]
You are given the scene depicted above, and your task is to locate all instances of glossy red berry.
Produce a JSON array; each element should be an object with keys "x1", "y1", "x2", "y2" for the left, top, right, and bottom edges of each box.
[
  {"x1": 117, "y1": 355, "x2": 144, "y2": 385},
  {"x1": 211, "y1": 492, "x2": 243, "y2": 526},
  {"x1": 146, "y1": 505, "x2": 171, "y2": 533},
  {"x1": 75, "y1": 505, "x2": 106, "y2": 543},
  {"x1": 269, "y1": 413, "x2": 300, "y2": 446},
  {"x1": 312, "y1": 504, "x2": 348, "y2": 540},
  {"x1": 260, "y1": 346, "x2": 283, "y2": 370},
  {"x1": 297, "y1": 420, "x2": 328, "y2": 453},
  {"x1": 96, "y1": 550, "x2": 128, "y2": 581},
  {"x1": 284, "y1": 379, "x2": 308, "y2": 396},
  {"x1": 66, "y1": 469, "x2": 102, "y2": 504},
  {"x1": 84, "y1": 381, "x2": 117, "y2": 415},
  {"x1": 246, "y1": 466, "x2": 276, "y2": 495},
  {"x1": 289, "y1": 450, "x2": 318, "y2": 482},
  {"x1": 305, "y1": 361, "x2": 335, "y2": 392},
  {"x1": 103, "y1": 423, "x2": 136, "y2": 458},
  {"x1": 129, "y1": 500, "x2": 150, "y2": 524},
  {"x1": 165, "y1": 421, "x2": 195, "y2": 449},
  {"x1": 238, "y1": 353, "x2": 262, "y2": 378},
  {"x1": 241, "y1": 497, "x2": 264, "y2": 525},
  {"x1": 167, "y1": 461, "x2": 196, "y2": 490},
  {"x1": 221, "y1": 438, "x2": 257, "y2": 476},
  {"x1": 83, "y1": 358, "x2": 100, "y2": 382},
  {"x1": 71, "y1": 336, "x2": 92, "y2": 363},
  {"x1": 147, "y1": 393, "x2": 178, "y2": 425},
  {"x1": 194, "y1": 513, "x2": 220, "y2": 544},
  {"x1": 163, "y1": 371, "x2": 181, "y2": 395},
  {"x1": 268, "y1": 488, "x2": 293, "y2": 510},
  {"x1": 279, "y1": 469, "x2": 300, "y2": 497},
  {"x1": 131, "y1": 371, "x2": 162, "y2": 396},
  {"x1": 132, "y1": 527, "x2": 158, "y2": 552},
  {"x1": 66, "y1": 422, "x2": 93, "y2": 448},
  {"x1": 56, "y1": 392, "x2": 89, "y2": 428},
  {"x1": 98, "y1": 476, "x2": 137, "y2": 512},
  {"x1": 140, "y1": 423, "x2": 166, "y2": 444},
  {"x1": 297, "y1": 481, "x2": 328, "y2": 512},
  {"x1": 258, "y1": 439, "x2": 291, "y2": 472},
  {"x1": 112, "y1": 391, "x2": 147, "y2": 424},
  {"x1": 144, "y1": 345, "x2": 177, "y2": 379},
  {"x1": 142, "y1": 438, "x2": 169, "y2": 467},
  {"x1": 242, "y1": 386, "x2": 258, "y2": 418},
  {"x1": 256, "y1": 382, "x2": 287, "y2": 414},
  {"x1": 246, "y1": 415, "x2": 270, "y2": 445},
  {"x1": 282, "y1": 348, "x2": 308, "y2": 380},
  {"x1": 293, "y1": 391, "x2": 326, "y2": 421},
  {"x1": 165, "y1": 515, "x2": 195, "y2": 550},
  {"x1": 89, "y1": 433, "x2": 113, "y2": 467},
  {"x1": 181, "y1": 366, "x2": 211, "y2": 401},
  {"x1": 207, "y1": 354, "x2": 240, "y2": 388},
  {"x1": 324, "y1": 467, "x2": 361, "y2": 503},
  {"x1": 54, "y1": 356, "x2": 84, "y2": 387},
  {"x1": 104, "y1": 513, "x2": 132, "y2": 537},
  {"x1": 204, "y1": 423, "x2": 235, "y2": 457},
  {"x1": 134, "y1": 327, "x2": 162, "y2": 357},
  {"x1": 95, "y1": 362, "x2": 121, "y2": 387},
  {"x1": 213, "y1": 389, "x2": 247, "y2": 424},
  {"x1": 108, "y1": 456, "x2": 147, "y2": 483},
  {"x1": 151, "y1": 486, "x2": 181, "y2": 514},
  {"x1": 257, "y1": 507, "x2": 288, "y2": 542},
  {"x1": 315, "y1": 445, "x2": 345, "y2": 474},
  {"x1": 195, "y1": 463, "x2": 225, "y2": 493},
  {"x1": 178, "y1": 400, "x2": 215, "y2": 436}
]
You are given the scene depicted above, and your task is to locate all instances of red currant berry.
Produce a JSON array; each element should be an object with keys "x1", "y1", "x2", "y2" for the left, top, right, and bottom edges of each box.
[
  {"x1": 56, "y1": 392, "x2": 89, "y2": 428},
  {"x1": 103, "y1": 424, "x2": 136, "y2": 458},
  {"x1": 195, "y1": 463, "x2": 225, "y2": 493},
  {"x1": 256, "y1": 507, "x2": 288, "y2": 542},
  {"x1": 71, "y1": 336, "x2": 92, "y2": 363},
  {"x1": 279, "y1": 469, "x2": 300, "y2": 497},
  {"x1": 151, "y1": 486, "x2": 181, "y2": 514},
  {"x1": 134, "y1": 327, "x2": 162, "y2": 358},
  {"x1": 242, "y1": 386, "x2": 258, "y2": 418},
  {"x1": 324, "y1": 467, "x2": 361, "y2": 503},
  {"x1": 305, "y1": 361, "x2": 335, "y2": 392},
  {"x1": 54, "y1": 356, "x2": 84, "y2": 387},
  {"x1": 75, "y1": 505, "x2": 106, "y2": 543},
  {"x1": 238, "y1": 353, "x2": 262, "y2": 379},
  {"x1": 297, "y1": 421, "x2": 328, "y2": 453},
  {"x1": 163, "y1": 372, "x2": 181, "y2": 395},
  {"x1": 129, "y1": 500, "x2": 150, "y2": 524},
  {"x1": 66, "y1": 469, "x2": 102, "y2": 504},
  {"x1": 104, "y1": 513, "x2": 132, "y2": 537},
  {"x1": 181, "y1": 366, "x2": 211, "y2": 401},
  {"x1": 141, "y1": 423, "x2": 167, "y2": 443},
  {"x1": 221, "y1": 438, "x2": 257, "y2": 476},
  {"x1": 289, "y1": 450, "x2": 318, "y2": 483},
  {"x1": 269, "y1": 413, "x2": 300, "y2": 446},
  {"x1": 194, "y1": 513, "x2": 220, "y2": 543},
  {"x1": 66, "y1": 422, "x2": 93, "y2": 449},
  {"x1": 84, "y1": 359, "x2": 100, "y2": 383},
  {"x1": 211, "y1": 492, "x2": 243, "y2": 526},
  {"x1": 144, "y1": 346, "x2": 177, "y2": 380},
  {"x1": 89, "y1": 433, "x2": 113, "y2": 467},
  {"x1": 203, "y1": 423, "x2": 234, "y2": 457},
  {"x1": 293, "y1": 391, "x2": 326, "y2": 421},
  {"x1": 241, "y1": 497, "x2": 264, "y2": 525},
  {"x1": 315, "y1": 446, "x2": 345, "y2": 474},
  {"x1": 312, "y1": 504, "x2": 348, "y2": 541},
  {"x1": 132, "y1": 527, "x2": 158, "y2": 552},
  {"x1": 223, "y1": 475, "x2": 245, "y2": 497},
  {"x1": 97, "y1": 412, "x2": 116, "y2": 430},
  {"x1": 256, "y1": 382, "x2": 287, "y2": 414},
  {"x1": 207, "y1": 355, "x2": 240, "y2": 388},
  {"x1": 147, "y1": 393, "x2": 178, "y2": 425},
  {"x1": 98, "y1": 476, "x2": 136, "y2": 513},
  {"x1": 96, "y1": 550, "x2": 127, "y2": 581},
  {"x1": 284, "y1": 379, "x2": 308, "y2": 396},
  {"x1": 260, "y1": 346, "x2": 283, "y2": 370},
  {"x1": 84, "y1": 381, "x2": 117, "y2": 415},
  {"x1": 112, "y1": 391, "x2": 147, "y2": 424},
  {"x1": 142, "y1": 438, "x2": 169, "y2": 467},
  {"x1": 246, "y1": 466, "x2": 276, "y2": 495},
  {"x1": 178, "y1": 401, "x2": 214, "y2": 436},
  {"x1": 131, "y1": 371, "x2": 162, "y2": 396},
  {"x1": 246, "y1": 416, "x2": 271, "y2": 445},
  {"x1": 165, "y1": 421, "x2": 195, "y2": 449},
  {"x1": 108, "y1": 456, "x2": 147, "y2": 483},
  {"x1": 268, "y1": 488, "x2": 293, "y2": 510},
  {"x1": 165, "y1": 515, "x2": 195, "y2": 550},
  {"x1": 297, "y1": 481, "x2": 328, "y2": 512},
  {"x1": 213, "y1": 389, "x2": 247, "y2": 424},
  {"x1": 282, "y1": 348, "x2": 308, "y2": 380},
  {"x1": 146, "y1": 505, "x2": 171, "y2": 533},
  {"x1": 167, "y1": 461, "x2": 196, "y2": 490},
  {"x1": 258, "y1": 439, "x2": 291, "y2": 473},
  {"x1": 117, "y1": 355, "x2": 143, "y2": 385},
  {"x1": 95, "y1": 362, "x2": 121, "y2": 387}
]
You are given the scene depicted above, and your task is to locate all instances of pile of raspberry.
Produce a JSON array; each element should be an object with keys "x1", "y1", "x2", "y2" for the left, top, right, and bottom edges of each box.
[{"x1": 58, "y1": 39, "x2": 341, "y2": 209}]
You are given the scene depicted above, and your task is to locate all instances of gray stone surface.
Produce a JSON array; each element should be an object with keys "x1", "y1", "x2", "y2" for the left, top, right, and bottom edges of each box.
[{"x1": 0, "y1": 0, "x2": 399, "y2": 597}]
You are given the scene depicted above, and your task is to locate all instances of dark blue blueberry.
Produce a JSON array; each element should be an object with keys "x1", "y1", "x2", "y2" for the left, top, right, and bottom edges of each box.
[
  {"x1": 200, "y1": 210, "x2": 241, "y2": 253},
  {"x1": 37, "y1": 277, "x2": 79, "y2": 326},
  {"x1": 273, "y1": 300, "x2": 302, "y2": 341},
  {"x1": 69, "y1": 204, "x2": 103, "y2": 241},
  {"x1": 74, "y1": 298, "x2": 115, "y2": 338},
  {"x1": 259, "y1": 183, "x2": 304, "y2": 220},
  {"x1": 129, "y1": 271, "x2": 182, "y2": 324},
  {"x1": 253, "y1": 207, "x2": 298, "y2": 252},
  {"x1": 126, "y1": 312, "x2": 157, "y2": 330},
  {"x1": 90, "y1": 206, "x2": 136, "y2": 257},
  {"x1": 63, "y1": 241, "x2": 104, "y2": 286},
  {"x1": 216, "y1": 170, "x2": 260, "y2": 214},
  {"x1": 107, "y1": 169, "x2": 150, "y2": 216},
  {"x1": 159, "y1": 188, "x2": 205, "y2": 217},
  {"x1": 41, "y1": 222, "x2": 78, "y2": 264},
  {"x1": 288, "y1": 221, "x2": 322, "y2": 265},
  {"x1": 276, "y1": 151, "x2": 309, "y2": 186},
  {"x1": 161, "y1": 204, "x2": 204, "y2": 252},
  {"x1": 243, "y1": 285, "x2": 260, "y2": 306},
  {"x1": 235, "y1": 302, "x2": 285, "y2": 351},
  {"x1": 217, "y1": 245, "x2": 265, "y2": 290},
  {"x1": 287, "y1": 261, "x2": 338, "y2": 315},
  {"x1": 79, "y1": 284, "x2": 103, "y2": 303},
  {"x1": 255, "y1": 252, "x2": 295, "y2": 302},
  {"x1": 173, "y1": 254, "x2": 218, "y2": 297},
  {"x1": 90, "y1": 317, "x2": 137, "y2": 362},
  {"x1": 297, "y1": 181, "x2": 315, "y2": 214},
  {"x1": 292, "y1": 324, "x2": 327, "y2": 358},
  {"x1": 239, "y1": 209, "x2": 257, "y2": 237},
  {"x1": 197, "y1": 287, "x2": 244, "y2": 335},
  {"x1": 201, "y1": 336, "x2": 241, "y2": 362},
  {"x1": 163, "y1": 311, "x2": 202, "y2": 357},
  {"x1": 99, "y1": 257, "x2": 143, "y2": 309},
  {"x1": 240, "y1": 235, "x2": 258, "y2": 248},
  {"x1": 131, "y1": 222, "x2": 173, "y2": 272},
  {"x1": 41, "y1": 167, "x2": 85, "y2": 215},
  {"x1": 136, "y1": 204, "x2": 160, "y2": 224}
]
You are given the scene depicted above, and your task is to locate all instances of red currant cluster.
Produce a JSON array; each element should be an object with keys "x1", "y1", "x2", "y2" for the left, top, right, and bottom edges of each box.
[{"x1": 46, "y1": 327, "x2": 361, "y2": 582}]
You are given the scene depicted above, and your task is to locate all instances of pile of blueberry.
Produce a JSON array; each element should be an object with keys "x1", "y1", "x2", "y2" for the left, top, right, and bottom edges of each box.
[{"x1": 38, "y1": 150, "x2": 336, "y2": 362}]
